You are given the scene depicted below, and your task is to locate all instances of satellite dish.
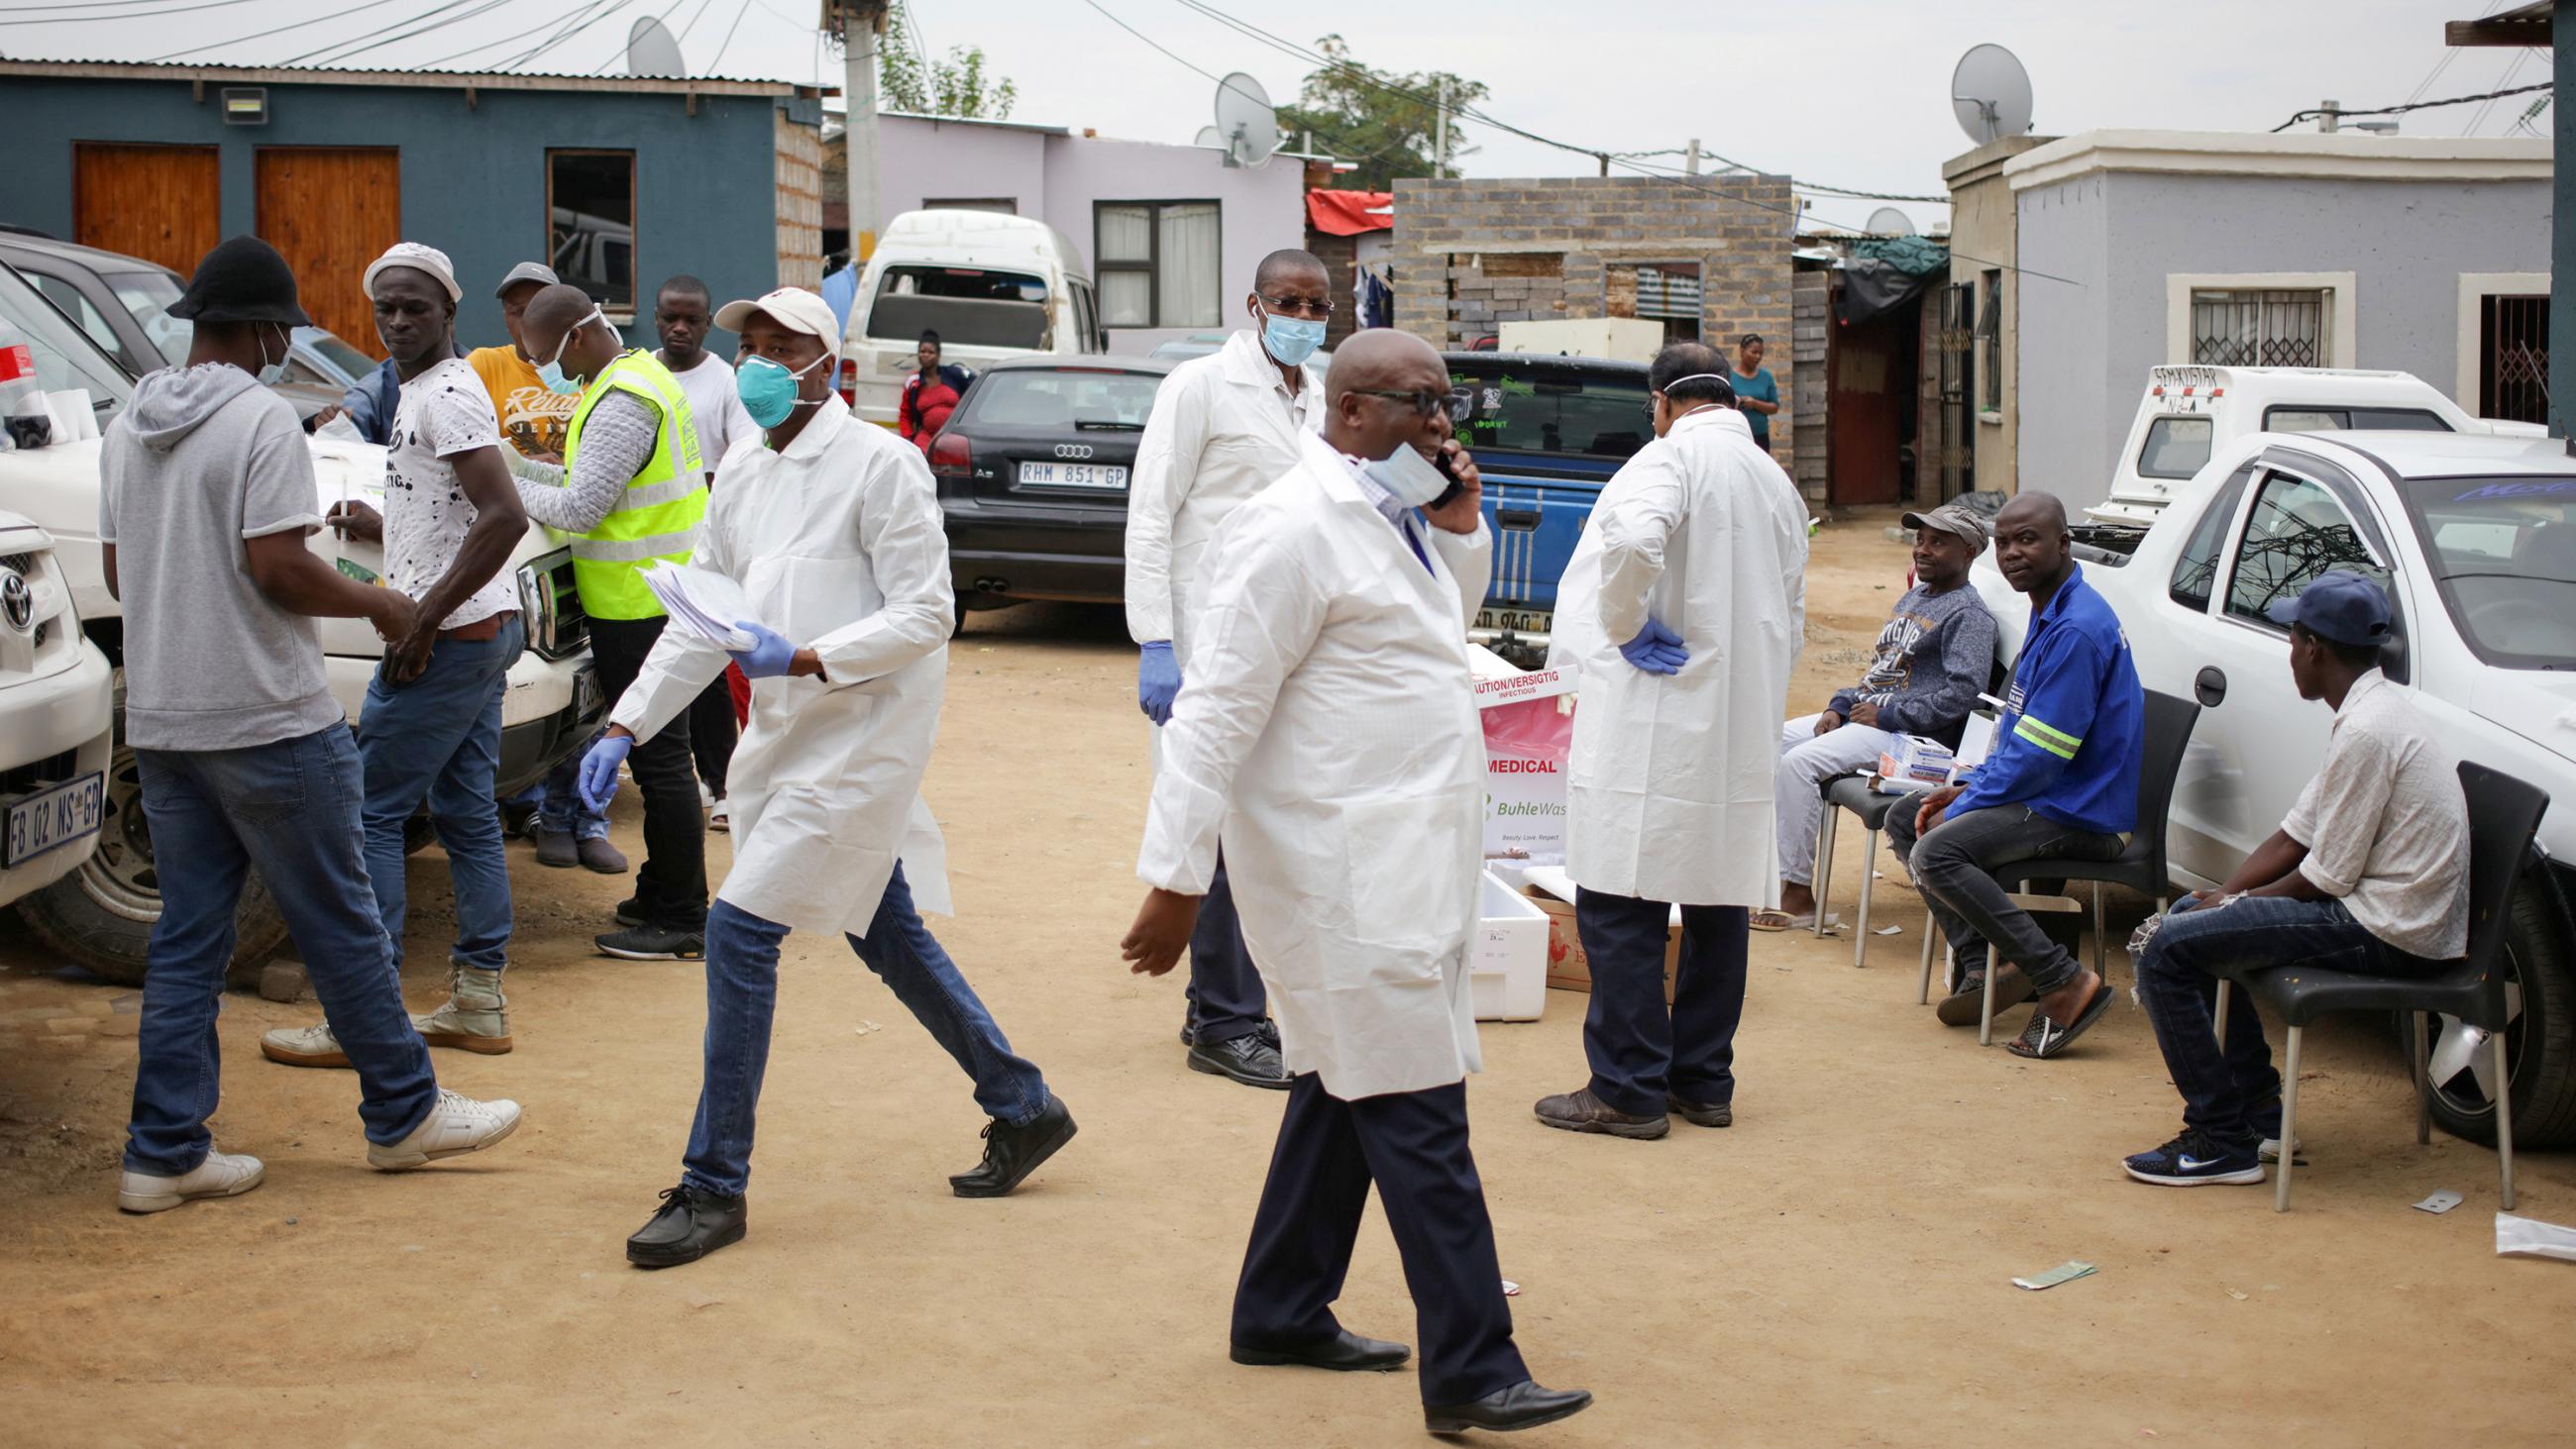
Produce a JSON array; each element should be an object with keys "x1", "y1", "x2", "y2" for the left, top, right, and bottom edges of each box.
[
  {"x1": 1212, "y1": 71, "x2": 1281, "y2": 168},
  {"x1": 1865, "y1": 207, "x2": 1917, "y2": 238},
  {"x1": 626, "y1": 15, "x2": 687, "y2": 77},
  {"x1": 1193, "y1": 125, "x2": 1224, "y2": 150},
  {"x1": 1950, "y1": 43, "x2": 2034, "y2": 146}
]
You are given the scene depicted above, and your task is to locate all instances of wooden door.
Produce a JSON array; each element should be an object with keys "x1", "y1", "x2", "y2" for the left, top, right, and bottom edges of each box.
[
  {"x1": 255, "y1": 147, "x2": 400, "y2": 357},
  {"x1": 73, "y1": 144, "x2": 220, "y2": 276},
  {"x1": 1829, "y1": 311, "x2": 1910, "y2": 506}
]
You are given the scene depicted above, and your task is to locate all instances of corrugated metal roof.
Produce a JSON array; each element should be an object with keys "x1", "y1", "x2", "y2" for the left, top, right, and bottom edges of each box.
[{"x1": 0, "y1": 57, "x2": 833, "y2": 97}]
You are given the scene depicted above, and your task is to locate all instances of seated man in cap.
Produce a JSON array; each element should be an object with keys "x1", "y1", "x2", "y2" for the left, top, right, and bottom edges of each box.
[
  {"x1": 2123, "y1": 569, "x2": 2467, "y2": 1187},
  {"x1": 1762, "y1": 502, "x2": 1996, "y2": 931}
]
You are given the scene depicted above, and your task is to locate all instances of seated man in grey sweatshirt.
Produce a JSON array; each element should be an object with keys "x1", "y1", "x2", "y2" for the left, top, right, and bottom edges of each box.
[{"x1": 1762, "y1": 503, "x2": 1996, "y2": 930}]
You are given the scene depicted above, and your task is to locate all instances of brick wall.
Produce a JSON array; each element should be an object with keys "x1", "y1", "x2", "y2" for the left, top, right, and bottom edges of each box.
[
  {"x1": 1308, "y1": 227, "x2": 1360, "y2": 349},
  {"x1": 1391, "y1": 174, "x2": 1800, "y2": 476},
  {"x1": 774, "y1": 108, "x2": 824, "y2": 289},
  {"x1": 1790, "y1": 268, "x2": 1831, "y2": 505}
]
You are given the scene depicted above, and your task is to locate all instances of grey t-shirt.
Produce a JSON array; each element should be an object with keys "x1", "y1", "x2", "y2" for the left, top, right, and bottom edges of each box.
[{"x1": 100, "y1": 364, "x2": 344, "y2": 751}]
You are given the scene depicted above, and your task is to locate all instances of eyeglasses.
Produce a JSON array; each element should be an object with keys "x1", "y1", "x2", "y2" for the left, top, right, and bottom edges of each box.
[
  {"x1": 1256, "y1": 292, "x2": 1335, "y2": 320},
  {"x1": 1352, "y1": 388, "x2": 1474, "y2": 426}
]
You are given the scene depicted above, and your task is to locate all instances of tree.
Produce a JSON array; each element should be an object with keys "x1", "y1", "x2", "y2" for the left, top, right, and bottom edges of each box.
[
  {"x1": 875, "y1": 4, "x2": 1018, "y2": 121},
  {"x1": 1275, "y1": 35, "x2": 1489, "y2": 190}
]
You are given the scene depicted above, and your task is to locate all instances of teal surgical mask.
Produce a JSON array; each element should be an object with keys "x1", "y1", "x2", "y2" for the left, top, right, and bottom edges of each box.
[
  {"x1": 735, "y1": 350, "x2": 834, "y2": 429},
  {"x1": 1257, "y1": 303, "x2": 1326, "y2": 367},
  {"x1": 537, "y1": 306, "x2": 607, "y2": 396}
]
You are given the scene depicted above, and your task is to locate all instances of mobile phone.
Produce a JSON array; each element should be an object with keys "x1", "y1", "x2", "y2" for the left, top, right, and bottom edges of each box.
[{"x1": 1429, "y1": 446, "x2": 1466, "y2": 511}]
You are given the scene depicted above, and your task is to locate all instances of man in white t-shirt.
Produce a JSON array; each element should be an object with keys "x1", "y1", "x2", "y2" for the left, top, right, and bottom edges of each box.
[
  {"x1": 261, "y1": 243, "x2": 534, "y2": 1067},
  {"x1": 655, "y1": 273, "x2": 756, "y2": 829}
]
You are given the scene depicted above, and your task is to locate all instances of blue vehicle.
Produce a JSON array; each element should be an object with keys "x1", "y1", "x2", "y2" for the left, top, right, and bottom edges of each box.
[{"x1": 1445, "y1": 351, "x2": 1655, "y2": 666}]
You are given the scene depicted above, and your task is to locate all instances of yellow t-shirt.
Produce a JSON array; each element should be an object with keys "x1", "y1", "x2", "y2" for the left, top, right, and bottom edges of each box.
[{"x1": 468, "y1": 346, "x2": 577, "y2": 458}]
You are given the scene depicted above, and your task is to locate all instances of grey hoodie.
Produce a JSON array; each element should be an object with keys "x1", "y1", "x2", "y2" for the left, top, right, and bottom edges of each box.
[{"x1": 100, "y1": 364, "x2": 344, "y2": 751}]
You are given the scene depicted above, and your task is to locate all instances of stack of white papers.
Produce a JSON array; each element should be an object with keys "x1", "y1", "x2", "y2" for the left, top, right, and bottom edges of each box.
[{"x1": 641, "y1": 562, "x2": 760, "y2": 651}]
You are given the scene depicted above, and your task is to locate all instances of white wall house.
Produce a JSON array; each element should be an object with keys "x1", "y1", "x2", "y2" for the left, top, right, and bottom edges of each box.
[
  {"x1": 848, "y1": 111, "x2": 1310, "y2": 356},
  {"x1": 1994, "y1": 130, "x2": 2551, "y2": 510}
]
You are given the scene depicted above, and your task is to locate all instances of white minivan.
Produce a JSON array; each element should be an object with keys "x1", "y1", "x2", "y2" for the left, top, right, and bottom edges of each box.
[{"x1": 838, "y1": 210, "x2": 1110, "y2": 429}]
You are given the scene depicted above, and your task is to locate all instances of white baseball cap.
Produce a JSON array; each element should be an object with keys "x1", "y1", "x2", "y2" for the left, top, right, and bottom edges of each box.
[
  {"x1": 714, "y1": 287, "x2": 839, "y2": 344},
  {"x1": 363, "y1": 242, "x2": 462, "y2": 303}
]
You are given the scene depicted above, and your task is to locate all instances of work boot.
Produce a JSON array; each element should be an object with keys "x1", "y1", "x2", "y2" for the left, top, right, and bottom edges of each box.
[
  {"x1": 577, "y1": 836, "x2": 628, "y2": 875},
  {"x1": 534, "y1": 830, "x2": 579, "y2": 869},
  {"x1": 411, "y1": 965, "x2": 513, "y2": 1055},
  {"x1": 261, "y1": 1020, "x2": 350, "y2": 1069}
]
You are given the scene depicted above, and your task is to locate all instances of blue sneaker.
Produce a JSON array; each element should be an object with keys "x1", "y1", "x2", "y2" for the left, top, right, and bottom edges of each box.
[{"x1": 2123, "y1": 1129, "x2": 2264, "y2": 1187}]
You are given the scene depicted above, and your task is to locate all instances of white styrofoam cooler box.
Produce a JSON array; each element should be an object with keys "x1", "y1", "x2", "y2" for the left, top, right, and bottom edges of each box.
[{"x1": 1472, "y1": 868, "x2": 1550, "y2": 1022}]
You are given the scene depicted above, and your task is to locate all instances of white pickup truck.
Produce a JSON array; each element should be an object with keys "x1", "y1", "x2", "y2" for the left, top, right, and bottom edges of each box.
[
  {"x1": 0, "y1": 259, "x2": 603, "y2": 987},
  {"x1": 1973, "y1": 395, "x2": 2576, "y2": 1148},
  {"x1": 0, "y1": 510, "x2": 114, "y2": 915}
]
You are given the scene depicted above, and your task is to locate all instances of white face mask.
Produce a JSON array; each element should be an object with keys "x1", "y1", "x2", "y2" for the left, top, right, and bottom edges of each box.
[
  {"x1": 1360, "y1": 443, "x2": 1451, "y2": 508},
  {"x1": 255, "y1": 326, "x2": 290, "y2": 387}
]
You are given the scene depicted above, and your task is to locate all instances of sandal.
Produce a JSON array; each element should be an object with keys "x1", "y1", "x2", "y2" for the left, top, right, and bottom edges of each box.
[
  {"x1": 1751, "y1": 909, "x2": 1840, "y2": 933},
  {"x1": 2007, "y1": 980, "x2": 2115, "y2": 1059}
]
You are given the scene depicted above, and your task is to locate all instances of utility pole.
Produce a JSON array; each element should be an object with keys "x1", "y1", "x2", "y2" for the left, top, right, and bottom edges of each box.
[
  {"x1": 1685, "y1": 138, "x2": 1701, "y2": 176},
  {"x1": 1434, "y1": 74, "x2": 1449, "y2": 179},
  {"x1": 822, "y1": 1, "x2": 892, "y2": 262}
]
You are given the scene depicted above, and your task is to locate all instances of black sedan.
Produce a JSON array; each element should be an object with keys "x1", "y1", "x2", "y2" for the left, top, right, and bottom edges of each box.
[{"x1": 928, "y1": 354, "x2": 1174, "y2": 614}]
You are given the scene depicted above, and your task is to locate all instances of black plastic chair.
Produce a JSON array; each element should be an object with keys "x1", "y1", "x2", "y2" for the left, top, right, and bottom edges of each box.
[
  {"x1": 1995, "y1": 690, "x2": 2202, "y2": 984},
  {"x1": 2212, "y1": 761, "x2": 2546, "y2": 1212},
  {"x1": 1809, "y1": 776, "x2": 1919, "y2": 968}
]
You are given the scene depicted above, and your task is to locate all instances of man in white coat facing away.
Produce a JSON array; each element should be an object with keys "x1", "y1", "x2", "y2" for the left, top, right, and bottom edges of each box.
[
  {"x1": 1536, "y1": 342, "x2": 1809, "y2": 1140},
  {"x1": 1122, "y1": 332, "x2": 1593, "y2": 1437},
  {"x1": 1122, "y1": 249, "x2": 1336, "y2": 1090},
  {"x1": 579, "y1": 288, "x2": 1073, "y2": 1270}
]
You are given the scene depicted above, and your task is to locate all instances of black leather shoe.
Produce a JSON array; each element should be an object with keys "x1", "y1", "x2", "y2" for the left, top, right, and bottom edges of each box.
[
  {"x1": 1667, "y1": 1093, "x2": 1732, "y2": 1128},
  {"x1": 950, "y1": 1094, "x2": 1076, "y2": 1198},
  {"x1": 1189, "y1": 1032, "x2": 1291, "y2": 1088},
  {"x1": 625, "y1": 1183, "x2": 746, "y2": 1269},
  {"x1": 1231, "y1": 1328, "x2": 1411, "y2": 1372},
  {"x1": 1424, "y1": 1381, "x2": 1594, "y2": 1435}
]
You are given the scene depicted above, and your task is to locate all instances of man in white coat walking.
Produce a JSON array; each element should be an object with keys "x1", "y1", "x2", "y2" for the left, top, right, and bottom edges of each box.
[
  {"x1": 1122, "y1": 332, "x2": 1592, "y2": 1437},
  {"x1": 1536, "y1": 343, "x2": 1809, "y2": 1140},
  {"x1": 581, "y1": 289, "x2": 1073, "y2": 1270},
  {"x1": 1122, "y1": 250, "x2": 1336, "y2": 1090}
]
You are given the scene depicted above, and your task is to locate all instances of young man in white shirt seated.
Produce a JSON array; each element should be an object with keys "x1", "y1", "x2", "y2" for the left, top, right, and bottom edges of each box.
[{"x1": 2123, "y1": 570, "x2": 2468, "y2": 1187}]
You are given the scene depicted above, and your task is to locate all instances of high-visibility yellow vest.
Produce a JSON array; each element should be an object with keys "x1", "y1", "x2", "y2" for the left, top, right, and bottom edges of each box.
[{"x1": 562, "y1": 351, "x2": 706, "y2": 620}]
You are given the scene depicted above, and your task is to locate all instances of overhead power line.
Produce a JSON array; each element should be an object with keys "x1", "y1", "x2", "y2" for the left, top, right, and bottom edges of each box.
[
  {"x1": 1078, "y1": 0, "x2": 1391, "y2": 166},
  {"x1": 0, "y1": 0, "x2": 268, "y2": 25},
  {"x1": 2270, "y1": 79, "x2": 2553, "y2": 133},
  {"x1": 144, "y1": 0, "x2": 411, "y2": 63},
  {"x1": 701, "y1": 0, "x2": 752, "y2": 74}
]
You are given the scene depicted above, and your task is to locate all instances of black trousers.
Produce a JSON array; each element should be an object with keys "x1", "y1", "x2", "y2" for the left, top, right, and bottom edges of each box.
[
  {"x1": 1185, "y1": 852, "x2": 1268, "y2": 1045},
  {"x1": 1233, "y1": 1075, "x2": 1527, "y2": 1407},
  {"x1": 589, "y1": 615, "x2": 707, "y2": 931},
  {"x1": 687, "y1": 673, "x2": 736, "y2": 798},
  {"x1": 1574, "y1": 887, "x2": 1749, "y2": 1117}
]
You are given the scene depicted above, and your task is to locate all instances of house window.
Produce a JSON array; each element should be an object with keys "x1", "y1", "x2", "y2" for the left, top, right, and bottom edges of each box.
[
  {"x1": 1976, "y1": 269, "x2": 2001, "y2": 414},
  {"x1": 2478, "y1": 293, "x2": 2550, "y2": 424},
  {"x1": 1095, "y1": 201, "x2": 1221, "y2": 329},
  {"x1": 1634, "y1": 262, "x2": 1701, "y2": 344},
  {"x1": 548, "y1": 149, "x2": 637, "y2": 316},
  {"x1": 2192, "y1": 288, "x2": 2328, "y2": 367}
]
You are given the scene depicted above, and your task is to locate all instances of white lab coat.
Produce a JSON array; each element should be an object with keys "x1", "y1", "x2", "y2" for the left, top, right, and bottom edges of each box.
[
  {"x1": 1549, "y1": 406, "x2": 1809, "y2": 907},
  {"x1": 1122, "y1": 328, "x2": 1325, "y2": 656},
  {"x1": 1138, "y1": 433, "x2": 1495, "y2": 1101},
  {"x1": 610, "y1": 396, "x2": 955, "y2": 935}
]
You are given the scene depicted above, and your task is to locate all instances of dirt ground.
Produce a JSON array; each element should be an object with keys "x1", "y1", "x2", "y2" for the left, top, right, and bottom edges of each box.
[{"x1": 3, "y1": 509, "x2": 2570, "y2": 1447}]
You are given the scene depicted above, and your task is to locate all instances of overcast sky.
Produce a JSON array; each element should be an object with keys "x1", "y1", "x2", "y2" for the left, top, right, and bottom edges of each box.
[{"x1": 5, "y1": 0, "x2": 2546, "y2": 234}]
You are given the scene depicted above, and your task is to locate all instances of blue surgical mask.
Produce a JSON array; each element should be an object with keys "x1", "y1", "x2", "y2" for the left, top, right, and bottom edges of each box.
[
  {"x1": 1361, "y1": 443, "x2": 1451, "y2": 508},
  {"x1": 735, "y1": 351, "x2": 834, "y2": 429},
  {"x1": 255, "y1": 326, "x2": 289, "y2": 388},
  {"x1": 1257, "y1": 303, "x2": 1326, "y2": 367},
  {"x1": 537, "y1": 306, "x2": 606, "y2": 396}
]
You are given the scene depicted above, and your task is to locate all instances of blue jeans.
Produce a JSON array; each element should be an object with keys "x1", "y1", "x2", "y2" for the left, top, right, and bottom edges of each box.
[
  {"x1": 1886, "y1": 802, "x2": 2126, "y2": 995},
  {"x1": 1574, "y1": 887, "x2": 1750, "y2": 1116},
  {"x1": 126, "y1": 726, "x2": 438, "y2": 1176},
  {"x1": 2135, "y1": 893, "x2": 2410, "y2": 1149},
  {"x1": 523, "y1": 742, "x2": 608, "y2": 842},
  {"x1": 680, "y1": 864, "x2": 1051, "y2": 1195},
  {"x1": 358, "y1": 616, "x2": 522, "y2": 973}
]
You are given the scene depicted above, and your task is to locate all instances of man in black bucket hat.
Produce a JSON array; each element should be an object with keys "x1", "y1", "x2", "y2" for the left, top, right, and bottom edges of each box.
[{"x1": 101, "y1": 235, "x2": 527, "y2": 1215}]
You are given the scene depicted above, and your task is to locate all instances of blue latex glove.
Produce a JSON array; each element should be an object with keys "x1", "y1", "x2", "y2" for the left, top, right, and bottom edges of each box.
[
  {"x1": 728, "y1": 620, "x2": 801, "y2": 679},
  {"x1": 1138, "y1": 640, "x2": 1181, "y2": 725},
  {"x1": 1618, "y1": 618, "x2": 1690, "y2": 675},
  {"x1": 579, "y1": 733, "x2": 633, "y2": 814}
]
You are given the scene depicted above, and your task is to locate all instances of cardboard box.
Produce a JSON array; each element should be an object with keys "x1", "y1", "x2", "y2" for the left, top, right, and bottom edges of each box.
[
  {"x1": 1470, "y1": 869, "x2": 1550, "y2": 1021},
  {"x1": 1522, "y1": 880, "x2": 1680, "y2": 1004}
]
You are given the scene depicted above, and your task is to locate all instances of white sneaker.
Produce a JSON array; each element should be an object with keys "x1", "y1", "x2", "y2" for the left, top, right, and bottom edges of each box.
[
  {"x1": 699, "y1": 781, "x2": 716, "y2": 810},
  {"x1": 118, "y1": 1150, "x2": 265, "y2": 1213},
  {"x1": 2259, "y1": 1134, "x2": 2304, "y2": 1163},
  {"x1": 708, "y1": 796, "x2": 729, "y2": 833},
  {"x1": 369, "y1": 1088, "x2": 524, "y2": 1171},
  {"x1": 261, "y1": 1021, "x2": 350, "y2": 1069}
]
